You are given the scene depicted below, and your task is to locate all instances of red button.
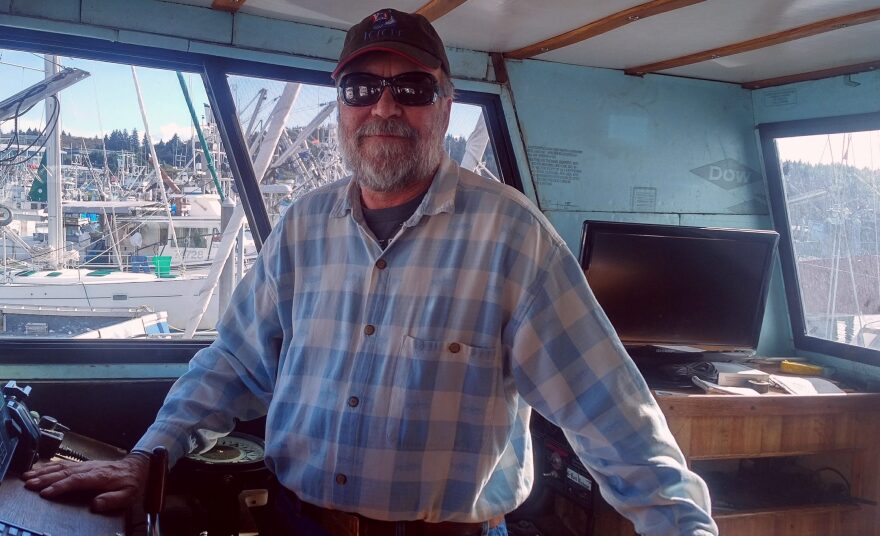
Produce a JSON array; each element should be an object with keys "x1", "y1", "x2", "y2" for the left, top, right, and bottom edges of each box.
[
  {"x1": 364, "y1": 325, "x2": 375, "y2": 336},
  {"x1": 375, "y1": 259, "x2": 387, "y2": 269},
  {"x1": 448, "y1": 342, "x2": 461, "y2": 353},
  {"x1": 348, "y1": 396, "x2": 360, "y2": 408}
]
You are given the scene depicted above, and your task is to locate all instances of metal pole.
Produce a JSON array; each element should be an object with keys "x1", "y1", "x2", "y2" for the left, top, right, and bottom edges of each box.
[
  {"x1": 183, "y1": 82, "x2": 301, "y2": 337},
  {"x1": 236, "y1": 225, "x2": 244, "y2": 284},
  {"x1": 44, "y1": 55, "x2": 63, "y2": 269},
  {"x1": 131, "y1": 66, "x2": 183, "y2": 267},
  {"x1": 176, "y1": 72, "x2": 225, "y2": 201},
  {"x1": 219, "y1": 197, "x2": 235, "y2": 315}
]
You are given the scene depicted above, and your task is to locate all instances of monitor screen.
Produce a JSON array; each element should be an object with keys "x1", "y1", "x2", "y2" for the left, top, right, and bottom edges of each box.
[{"x1": 579, "y1": 221, "x2": 779, "y2": 353}]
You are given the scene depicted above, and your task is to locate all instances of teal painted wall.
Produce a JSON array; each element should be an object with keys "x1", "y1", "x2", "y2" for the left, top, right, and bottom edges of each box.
[
  {"x1": 504, "y1": 60, "x2": 793, "y2": 356},
  {"x1": 753, "y1": 70, "x2": 880, "y2": 125}
]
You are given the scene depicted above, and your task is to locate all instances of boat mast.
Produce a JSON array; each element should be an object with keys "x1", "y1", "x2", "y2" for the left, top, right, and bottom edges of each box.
[
  {"x1": 44, "y1": 55, "x2": 64, "y2": 269},
  {"x1": 176, "y1": 72, "x2": 225, "y2": 201},
  {"x1": 131, "y1": 66, "x2": 183, "y2": 266},
  {"x1": 183, "y1": 82, "x2": 302, "y2": 337}
]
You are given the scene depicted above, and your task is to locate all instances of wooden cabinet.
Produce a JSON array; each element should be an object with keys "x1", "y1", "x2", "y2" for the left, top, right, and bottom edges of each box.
[{"x1": 594, "y1": 393, "x2": 880, "y2": 536}]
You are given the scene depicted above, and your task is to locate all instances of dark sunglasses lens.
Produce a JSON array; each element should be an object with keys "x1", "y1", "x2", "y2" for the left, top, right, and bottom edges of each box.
[
  {"x1": 389, "y1": 73, "x2": 438, "y2": 106},
  {"x1": 339, "y1": 73, "x2": 438, "y2": 107},
  {"x1": 340, "y1": 74, "x2": 383, "y2": 106}
]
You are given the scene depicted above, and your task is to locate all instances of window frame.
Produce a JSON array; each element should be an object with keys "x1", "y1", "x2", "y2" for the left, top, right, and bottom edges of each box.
[
  {"x1": 758, "y1": 111, "x2": 880, "y2": 364},
  {"x1": 0, "y1": 26, "x2": 523, "y2": 365}
]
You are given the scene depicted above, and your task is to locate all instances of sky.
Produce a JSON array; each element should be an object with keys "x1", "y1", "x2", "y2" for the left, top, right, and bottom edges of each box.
[
  {"x1": 777, "y1": 131, "x2": 880, "y2": 171},
  {"x1": 0, "y1": 48, "x2": 483, "y2": 144}
]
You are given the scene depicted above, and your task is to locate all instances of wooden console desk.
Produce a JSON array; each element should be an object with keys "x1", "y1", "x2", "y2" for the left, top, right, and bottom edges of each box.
[{"x1": 594, "y1": 392, "x2": 880, "y2": 536}]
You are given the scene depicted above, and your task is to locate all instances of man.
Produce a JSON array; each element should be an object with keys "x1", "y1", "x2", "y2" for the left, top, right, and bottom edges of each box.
[{"x1": 23, "y1": 8, "x2": 717, "y2": 536}]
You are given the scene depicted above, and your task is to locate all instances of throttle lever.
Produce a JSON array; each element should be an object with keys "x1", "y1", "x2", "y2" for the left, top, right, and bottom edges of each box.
[{"x1": 144, "y1": 446, "x2": 168, "y2": 536}]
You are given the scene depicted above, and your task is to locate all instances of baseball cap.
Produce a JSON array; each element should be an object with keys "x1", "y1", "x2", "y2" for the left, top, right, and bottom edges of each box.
[{"x1": 332, "y1": 8, "x2": 450, "y2": 80}]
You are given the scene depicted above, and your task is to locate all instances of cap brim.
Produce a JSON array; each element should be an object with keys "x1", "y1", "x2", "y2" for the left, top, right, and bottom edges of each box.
[{"x1": 332, "y1": 43, "x2": 442, "y2": 80}]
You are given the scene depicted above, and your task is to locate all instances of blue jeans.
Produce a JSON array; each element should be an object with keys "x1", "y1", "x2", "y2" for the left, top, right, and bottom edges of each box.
[{"x1": 486, "y1": 521, "x2": 509, "y2": 536}]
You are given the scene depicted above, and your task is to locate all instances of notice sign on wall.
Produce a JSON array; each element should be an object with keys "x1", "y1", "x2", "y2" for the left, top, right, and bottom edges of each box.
[{"x1": 527, "y1": 146, "x2": 584, "y2": 187}]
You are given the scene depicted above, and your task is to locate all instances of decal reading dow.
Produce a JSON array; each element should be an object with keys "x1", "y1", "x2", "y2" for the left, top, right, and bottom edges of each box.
[
  {"x1": 527, "y1": 146, "x2": 584, "y2": 187},
  {"x1": 691, "y1": 158, "x2": 760, "y2": 190},
  {"x1": 631, "y1": 187, "x2": 657, "y2": 212}
]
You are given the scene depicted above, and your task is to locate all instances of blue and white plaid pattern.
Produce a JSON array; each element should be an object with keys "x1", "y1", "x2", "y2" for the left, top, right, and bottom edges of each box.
[{"x1": 136, "y1": 157, "x2": 717, "y2": 535}]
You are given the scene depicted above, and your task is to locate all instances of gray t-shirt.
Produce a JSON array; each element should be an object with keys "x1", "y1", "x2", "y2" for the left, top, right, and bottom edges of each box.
[{"x1": 362, "y1": 191, "x2": 427, "y2": 249}]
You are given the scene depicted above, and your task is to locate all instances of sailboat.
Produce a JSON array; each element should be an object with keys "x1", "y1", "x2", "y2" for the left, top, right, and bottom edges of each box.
[{"x1": 0, "y1": 59, "x2": 237, "y2": 333}]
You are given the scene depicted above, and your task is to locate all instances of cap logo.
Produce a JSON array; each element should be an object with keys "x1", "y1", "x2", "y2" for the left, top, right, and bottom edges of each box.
[{"x1": 370, "y1": 10, "x2": 397, "y2": 30}]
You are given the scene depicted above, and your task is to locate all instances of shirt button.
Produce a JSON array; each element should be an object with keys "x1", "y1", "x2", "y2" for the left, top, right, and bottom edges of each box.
[
  {"x1": 375, "y1": 259, "x2": 387, "y2": 269},
  {"x1": 335, "y1": 473, "x2": 347, "y2": 485},
  {"x1": 364, "y1": 324, "x2": 376, "y2": 336},
  {"x1": 348, "y1": 396, "x2": 360, "y2": 408},
  {"x1": 448, "y1": 342, "x2": 461, "y2": 353}
]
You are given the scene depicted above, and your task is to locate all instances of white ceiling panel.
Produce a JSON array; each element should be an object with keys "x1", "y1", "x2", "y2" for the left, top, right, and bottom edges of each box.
[
  {"x1": 533, "y1": 0, "x2": 878, "y2": 70},
  {"x1": 661, "y1": 20, "x2": 880, "y2": 83},
  {"x1": 236, "y1": 0, "x2": 428, "y2": 29},
  {"x1": 430, "y1": 0, "x2": 649, "y2": 54}
]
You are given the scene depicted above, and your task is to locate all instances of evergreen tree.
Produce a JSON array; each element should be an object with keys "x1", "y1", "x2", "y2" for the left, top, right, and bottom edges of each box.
[{"x1": 129, "y1": 128, "x2": 141, "y2": 153}]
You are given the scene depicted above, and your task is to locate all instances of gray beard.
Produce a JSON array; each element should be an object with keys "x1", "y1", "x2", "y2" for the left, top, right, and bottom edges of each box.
[{"x1": 339, "y1": 116, "x2": 446, "y2": 193}]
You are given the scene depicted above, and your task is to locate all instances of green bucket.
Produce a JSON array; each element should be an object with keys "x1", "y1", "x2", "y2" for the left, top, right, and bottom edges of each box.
[{"x1": 152, "y1": 255, "x2": 173, "y2": 276}]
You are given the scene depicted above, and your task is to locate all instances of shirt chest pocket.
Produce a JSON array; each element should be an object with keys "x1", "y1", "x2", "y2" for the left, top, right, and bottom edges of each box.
[{"x1": 386, "y1": 335, "x2": 500, "y2": 452}]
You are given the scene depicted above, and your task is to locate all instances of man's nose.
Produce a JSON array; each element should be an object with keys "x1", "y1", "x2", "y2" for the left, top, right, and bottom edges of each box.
[{"x1": 371, "y1": 86, "x2": 401, "y2": 119}]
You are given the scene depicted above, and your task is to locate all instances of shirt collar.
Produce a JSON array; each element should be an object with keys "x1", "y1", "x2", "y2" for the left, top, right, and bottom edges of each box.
[{"x1": 330, "y1": 155, "x2": 459, "y2": 220}]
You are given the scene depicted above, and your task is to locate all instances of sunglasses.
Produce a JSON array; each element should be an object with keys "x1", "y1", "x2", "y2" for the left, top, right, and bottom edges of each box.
[{"x1": 338, "y1": 72, "x2": 441, "y2": 107}]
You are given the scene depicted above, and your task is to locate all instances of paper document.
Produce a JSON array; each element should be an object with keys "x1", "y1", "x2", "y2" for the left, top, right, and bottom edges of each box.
[
  {"x1": 769, "y1": 374, "x2": 844, "y2": 395},
  {"x1": 692, "y1": 376, "x2": 760, "y2": 395},
  {"x1": 655, "y1": 345, "x2": 704, "y2": 353},
  {"x1": 711, "y1": 361, "x2": 770, "y2": 387}
]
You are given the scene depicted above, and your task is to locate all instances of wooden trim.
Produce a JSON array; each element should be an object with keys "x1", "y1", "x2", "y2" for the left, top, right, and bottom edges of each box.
[
  {"x1": 742, "y1": 60, "x2": 880, "y2": 89},
  {"x1": 713, "y1": 503, "x2": 862, "y2": 520},
  {"x1": 415, "y1": 0, "x2": 470, "y2": 22},
  {"x1": 504, "y1": 0, "x2": 704, "y2": 60},
  {"x1": 211, "y1": 0, "x2": 246, "y2": 13},
  {"x1": 656, "y1": 392, "x2": 880, "y2": 418},
  {"x1": 686, "y1": 448, "x2": 861, "y2": 461},
  {"x1": 626, "y1": 7, "x2": 880, "y2": 75},
  {"x1": 490, "y1": 53, "x2": 509, "y2": 84}
]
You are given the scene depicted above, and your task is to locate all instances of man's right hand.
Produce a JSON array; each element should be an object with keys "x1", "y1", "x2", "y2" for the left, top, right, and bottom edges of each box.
[{"x1": 22, "y1": 453, "x2": 151, "y2": 513}]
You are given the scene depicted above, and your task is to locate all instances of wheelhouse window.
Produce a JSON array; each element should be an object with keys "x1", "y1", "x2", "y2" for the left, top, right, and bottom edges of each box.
[
  {"x1": 761, "y1": 113, "x2": 880, "y2": 361},
  {"x1": 0, "y1": 49, "x2": 237, "y2": 341}
]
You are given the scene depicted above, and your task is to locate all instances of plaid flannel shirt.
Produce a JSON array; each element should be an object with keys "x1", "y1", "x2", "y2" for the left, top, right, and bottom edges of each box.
[{"x1": 136, "y1": 156, "x2": 716, "y2": 535}]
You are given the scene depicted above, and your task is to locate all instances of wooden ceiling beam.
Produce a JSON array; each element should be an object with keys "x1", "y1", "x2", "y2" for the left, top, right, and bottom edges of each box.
[
  {"x1": 742, "y1": 60, "x2": 880, "y2": 90},
  {"x1": 415, "y1": 0, "x2": 470, "y2": 22},
  {"x1": 504, "y1": 0, "x2": 704, "y2": 60},
  {"x1": 626, "y1": 7, "x2": 880, "y2": 76},
  {"x1": 211, "y1": 0, "x2": 246, "y2": 14}
]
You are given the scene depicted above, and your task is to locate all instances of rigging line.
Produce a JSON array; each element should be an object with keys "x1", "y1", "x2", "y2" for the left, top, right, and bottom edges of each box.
[
  {"x1": 839, "y1": 212, "x2": 863, "y2": 345},
  {"x1": 31, "y1": 53, "x2": 64, "y2": 69},
  {"x1": 0, "y1": 96, "x2": 60, "y2": 166},
  {"x1": 0, "y1": 60, "x2": 43, "y2": 72}
]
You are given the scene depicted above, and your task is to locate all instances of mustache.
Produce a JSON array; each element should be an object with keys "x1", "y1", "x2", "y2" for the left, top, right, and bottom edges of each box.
[{"x1": 356, "y1": 119, "x2": 417, "y2": 142}]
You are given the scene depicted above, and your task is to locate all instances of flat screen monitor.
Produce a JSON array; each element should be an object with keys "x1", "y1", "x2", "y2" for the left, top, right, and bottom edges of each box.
[{"x1": 579, "y1": 221, "x2": 779, "y2": 355}]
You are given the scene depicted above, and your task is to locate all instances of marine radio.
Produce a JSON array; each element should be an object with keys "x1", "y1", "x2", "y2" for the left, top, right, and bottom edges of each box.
[{"x1": 0, "y1": 381, "x2": 41, "y2": 481}]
